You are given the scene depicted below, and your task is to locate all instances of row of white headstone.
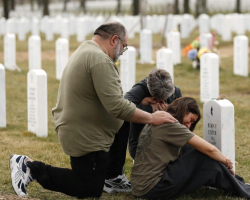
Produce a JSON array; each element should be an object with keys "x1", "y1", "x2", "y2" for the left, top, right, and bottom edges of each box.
[
  {"x1": 0, "y1": 63, "x2": 236, "y2": 170},
  {"x1": 0, "y1": 65, "x2": 47, "y2": 137},
  {"x1": 4, "y1": 33, "x2": 69, "y2": 80},
  {"x1": 199, "y1": 13, "x2": 250, "y2": 41}
]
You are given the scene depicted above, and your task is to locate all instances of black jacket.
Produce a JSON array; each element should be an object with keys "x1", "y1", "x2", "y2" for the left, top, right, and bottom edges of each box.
[{"x1": 125, "y1": 77, "x2": 182, "y2": 159}]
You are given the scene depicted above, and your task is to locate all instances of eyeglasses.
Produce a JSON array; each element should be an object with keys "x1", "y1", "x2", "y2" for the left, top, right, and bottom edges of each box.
[{"x1": 117, "y1": 36, "x2": 128, "y2": 53}]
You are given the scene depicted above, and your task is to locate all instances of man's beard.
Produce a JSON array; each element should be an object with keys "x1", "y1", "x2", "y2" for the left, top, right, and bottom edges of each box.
[{"x1": 113, "y1": 40, "x2": 121, "y2": 62}]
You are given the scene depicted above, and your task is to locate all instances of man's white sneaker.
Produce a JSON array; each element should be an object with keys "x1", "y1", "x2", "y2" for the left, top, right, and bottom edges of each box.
[
  {"x1": 103, "y1": 174, "x2": 131, "y2": 194},
  {"x1": 9, "y1": 154, "x2": 34, "y2": 197}
]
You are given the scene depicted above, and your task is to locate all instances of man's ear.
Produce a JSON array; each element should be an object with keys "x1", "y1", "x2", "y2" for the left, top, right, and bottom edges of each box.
[{"x1": 110, "y1": 35, "x2": 118, "y2": 47}]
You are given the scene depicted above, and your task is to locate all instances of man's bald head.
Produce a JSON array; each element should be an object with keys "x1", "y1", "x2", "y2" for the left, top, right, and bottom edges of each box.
[{"x1": 93, "y1": 21, "x2": 127, "y2": 41}]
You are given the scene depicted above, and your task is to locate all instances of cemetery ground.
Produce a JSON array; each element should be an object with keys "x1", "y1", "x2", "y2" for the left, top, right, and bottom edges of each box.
[{"x1": 0, "y1": 29, "x2": 250, "y2": 200}]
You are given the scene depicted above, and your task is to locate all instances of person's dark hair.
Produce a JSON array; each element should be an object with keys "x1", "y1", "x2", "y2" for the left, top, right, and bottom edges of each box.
[
  {"x1": 166, "y1": 97, "x2": 201, "y2": 131},
  {"x1": 147, "y1": 68, "x2": 175, "y2": 100},
  {"x1": 93, "y1": 21, "x2": 126, "y2": 40}
]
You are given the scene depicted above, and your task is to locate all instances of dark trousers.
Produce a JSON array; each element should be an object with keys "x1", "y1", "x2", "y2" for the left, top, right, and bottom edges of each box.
[
  {"x1": 139, "y1": 149, "x2": 250, "y2": 200},
  {"x1": 106, "y1": 121, "x2": 130, "y2": 179},
  {"x1": 27, "y1": 151, "x2": 109, "y2": 199}
]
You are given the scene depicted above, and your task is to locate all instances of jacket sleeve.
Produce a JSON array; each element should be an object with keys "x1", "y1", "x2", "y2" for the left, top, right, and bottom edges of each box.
[
  {"x1": 91, "y1": 62, "x2": 136, "y2": 121},
  {"x1": 124, "y1": 79, "x2": 153, "y2": 113}
]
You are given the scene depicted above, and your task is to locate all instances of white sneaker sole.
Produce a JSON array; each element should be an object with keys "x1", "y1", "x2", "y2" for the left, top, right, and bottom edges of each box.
[
  {"x1": 9, "y1": 154, "x2": 28, "y2": 197},
  {"x1": 103, "y1": 185, "x2": 131, "y2": 194}
]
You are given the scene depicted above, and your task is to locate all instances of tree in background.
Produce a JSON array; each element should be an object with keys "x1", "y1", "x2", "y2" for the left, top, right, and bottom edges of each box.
[
  {"x1": 117, "y1": 0, "x2": 121, "y2": 15},
  {"x1": 30, "y1": 0, "x2": 34, "y2": 11},
  {"x1": 236, "y1": 0, "x2": 241, "y2": 13},
  {"x1": 184, "y1": 0, "x2": 190, "y2": 14},
  {"x1": 196, "y1": 0, "x2": 207, "y2": 17},
  {"x1": 133, "y1": 0, "x2": 139, "y2": 15},
  {"x1": 63, "y1": 0, "x2": 69, "y2": 11},
  {"x1": 3, "y1": 0, "x2": 9, "y2": 19},
  {"x1": 43, "y1": 0, "x2": 50, "y2": 16},
  {"x1": 10, "y1": 0, "x2": 15, "y2": 10},
  {"x1": 174, "y1": 0, "x2": 179, "y2": 14},
  {"x1": 80, "y1": 0, "x2": 87, "y2": 14}
]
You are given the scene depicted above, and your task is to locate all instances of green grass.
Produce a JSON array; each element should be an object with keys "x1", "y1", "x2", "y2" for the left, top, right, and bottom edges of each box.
[{"x1": 0, "y1": 29, "x2": 250, "y2": 200}]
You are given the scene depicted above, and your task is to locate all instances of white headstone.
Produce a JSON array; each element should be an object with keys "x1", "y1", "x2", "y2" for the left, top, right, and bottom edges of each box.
[
  {"x1": 4, "y1": 33, "x2": 16, "y2": 71},
  {"x1": 0, "y1": 18, "x2": 6, "y2": 37},
  {"x1": 221, "y1": 16, "x2": 231, "y2": 41},
  {"x1": 203, "y1": 99, "x2": 235, "y2": 170},
  {"x1": 32, "y1": 18, "x2": 40, "y2": 36},
  {"x1": 69, "y1": 15, "x2": 76, "y2": 36},
  {"x1": 28, "y1": 35, "x2": 41, "y2": 70},
  {"x1": 165, "y1": 14, "x2": 174, "y2": 35},
  {"x1": 181, "y1": 14, "x2": 192, "y2": 39},
  {"x1": 6, "y1": 18, "x2": 15, "y2": 34},
  {"x1": 200, "y1": 53, "x2": 219, "y2": 103},
  {"x1": 76, "y1": 17, "x2": 86, "y2": 42},
  {"x1": 200, "y1": 33, "x2": 213, "y2": 50},
  {"x1": 120, "y1": 46, "x2": 136, "y2": 94},
  {"x1": 56, "y1": 38, "x2": 69, "y2": 80},
  {"x1": 234, "y1": 35, "x2": 248, "y2": 77},
  {"x1": 17, "y1": 19, "x2": 26, "y2": 41},
  {"x1": 236, "y1": 15, "x2": 245, "y2": 35},
  {"x1": 167, "y1": 31, "x2": 181, "y2": 65},
  {"x1": 61, "y1": 18, "x2": 69, "y2": 40},
  {"x1": 140, "y1": 29, "x2": 152, "y2": 64},
  {"x1": 156, "y1": 48, "x2": 174, "y2": 83},
  {"x1": 199, "y1": 14, "x2": 210, "y2": 34},
  {"x1": 45, "y1": 19, "x2": 54, "y2": 41},
  {"x1": 27, "y1": 69, "x2": 48, "y2": 137},
  {"x1": 0, "y1": 64, "x2": 6, "y2": 128}
]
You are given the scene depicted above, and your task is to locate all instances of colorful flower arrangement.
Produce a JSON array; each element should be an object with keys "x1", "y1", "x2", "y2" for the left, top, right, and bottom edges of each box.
[{"x1": 182, "y1": 33, "x2": 218, "y2": 69}]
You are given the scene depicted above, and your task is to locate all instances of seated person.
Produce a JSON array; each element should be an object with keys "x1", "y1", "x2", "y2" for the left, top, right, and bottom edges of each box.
[
  {"x1": 131, "y1": 97, "x2": 250, "y2": 200},
  {"x1": 105, "y1": 68, "x2": 181, "y2": 193}
]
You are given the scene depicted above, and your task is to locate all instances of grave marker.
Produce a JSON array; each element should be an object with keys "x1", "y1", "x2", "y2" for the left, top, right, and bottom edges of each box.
[
  {"x1": 77, "y1": 17, "x2": 86, "y2": 42},
  {"x1": 203, "y1": 99, "x2": 235, "y2": 170},
  {"x1": 140, "y1": 29, "x2": 152, "y2": 63},
  {"x1": 45, "y1": 19, "x2": 54, "y2": 41},
  {"x1": 199, "y1": 14, "x2": 210, "y2": 34},
  {"x1": 4, "y1": 33, "x2": 16, "y2": 71},
  {"x1": 0, "y1": 64, "x2": 6, "y2": 128},
  {"x1": 200, "y1": 33, "x2": 213, "y2": 49},
  {"x1": 120, "y1": 46, "x2": 136, "y2": 94},
  {"x1": 28, "y1": 35, "x2": 41, "y2": 70},
  {"x1": 27, "y1": 69, "x2": 48, "y2": 137},
  {"x1": 56, "y1": 38, "x2": 69, "y2": 80},
  {"x1": 200, "y1": 53, "x2": 219, "y2": 103},
  {"x1": 61, "y1": 18, "x2": 69, "y2": 40},
  {"x1": 222, "y1": 16, "x2": 231, "y2": 41},
  {"x1": 32, "y1": 18, "x2": 40, "y2": 36},
  {"x1": 234, "y1": 35, "x2": 248, "y2": 77},
  {"x1": 156, "y1": 48, "x2": 174, "y2": 83},
  {"x1": 18, "y1": 18, "x2": 26, "y2": 41},
  {"x1": 167, "y1": 31, "x2": 181, "y2": 65}
]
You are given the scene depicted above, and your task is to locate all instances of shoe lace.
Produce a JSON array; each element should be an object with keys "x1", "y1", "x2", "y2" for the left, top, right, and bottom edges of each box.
[{"x1": 25, "y1": 175, "x2": 33, "y2": 187}]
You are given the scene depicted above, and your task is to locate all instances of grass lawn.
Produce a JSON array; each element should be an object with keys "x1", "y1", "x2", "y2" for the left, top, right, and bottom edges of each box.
[{"x1": 0, "y1": 28, "x2": 250, "y2": 200}]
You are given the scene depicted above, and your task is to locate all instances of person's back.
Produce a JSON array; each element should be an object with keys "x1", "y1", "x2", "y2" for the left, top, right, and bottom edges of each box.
[{"x1": 52, "y1": 40, "x2": 134, "y2": 157}]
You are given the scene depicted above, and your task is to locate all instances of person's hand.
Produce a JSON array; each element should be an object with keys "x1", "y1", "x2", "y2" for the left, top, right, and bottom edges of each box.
[
  {"x1": 151, "y1": 111, "x2": 176, "y2": 125},
  {"x1": 141, "y1": 97, "x2": 157, "y2": 105},
  {"x1": 229, "y1": 168, "x2": 235, "y2": 177},
  {"x1": 151, "y1": 103, "x2": 168, "y2": 112},
  {"x1": 157, "y1": 102, "x2": 168, "y2": 111},
  {"x1": 225, "y1": 156, "x2": 233, "y2": 169},
  {"x1": 150, "y1": 103, "x2": 159, "y2": 112}
]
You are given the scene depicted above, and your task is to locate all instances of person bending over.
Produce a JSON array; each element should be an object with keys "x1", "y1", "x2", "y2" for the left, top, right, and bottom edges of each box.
[
  {"x1": 104, "y1": 68, "x2": 182, "y2": 193},
  {"x1": 131, "y1": 97, "x2": 250, "y2": 200}
]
